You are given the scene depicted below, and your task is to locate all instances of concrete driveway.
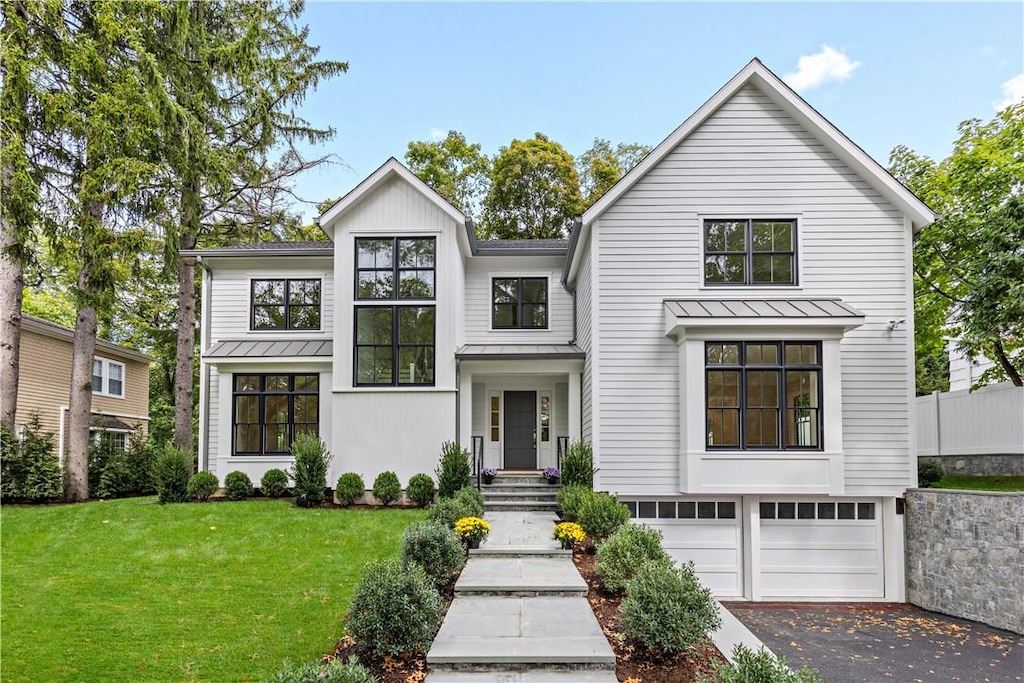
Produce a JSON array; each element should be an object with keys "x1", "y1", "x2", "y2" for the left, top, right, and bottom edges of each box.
[{"x1": 725, "y1": 603, "x2": 1023, "y2": 683}]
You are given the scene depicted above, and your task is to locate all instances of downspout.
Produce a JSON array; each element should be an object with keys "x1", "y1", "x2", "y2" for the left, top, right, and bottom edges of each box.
[
  {"x1": 197, "y1": 257, "x2": 213, "y2": 473},
  {"x1": 57, "y1": 405, "x2": 68, "y2": 467}
]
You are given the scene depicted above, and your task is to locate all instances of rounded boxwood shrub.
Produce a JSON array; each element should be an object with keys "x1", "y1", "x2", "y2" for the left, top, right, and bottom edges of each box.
[
  {"x1": 918, "y1": 458, "x2": 944, "y2": 488},
  {"x1": 435, "y1": 441, "x2": 471, "y2": 499},
  {"x1": 561, "y1": 440, "x2": 595, "y2": 488},
  {"x1": 454, "y1": 485, "x2": 484, "y2": 517},
  {"x1": 267, "y1": 655, "x2": 378, "y2": 683},
  {"x1": 621, "y1": 560, "x2": 721, "y2": 655},
  {"x1": 224, "y1": 470, "x2": 253, "y2": 500},
  {"x1": 704, "y1": 644, "x2": 823, "y2": 683},
  {"x1": 291, "y1": 433, "x2": 332, "y2": 508},
  {"x1": 260, "y1": 468, "x2": 289, "y2": 498},
  {"x1": 578, "y1": 491, "x2": 630, "y2": 541},
  {"x1": 152, "y1": 444, "x2": 192, "y2": 504},
  {"x1": 187, "y1": 471, "x2": 219, "y2": 501},
  {"x1": 557, "y1": 485, "x2": 592, "y2": 522},
  {"x1": 336, "y1": 472, "x2": 366, "y2": 506},
  {"x1": 427, "y1": 497, "x2": 473, "y2": 529},
  {"x1": 597, "y1": 523, "x2": 673, "y2": 594},
  {"x1": 406, "y1": 473, "x2": 435, "y2": 507},
  {"x1": 345, "y1": 558, "x2": 442, "y2": 657},
  {"x1": 401, "y1": 521, "x2": 465, "y2": 586},
  {"x1": 372, "y1": 471, "x2": 401, "y2": 506}
]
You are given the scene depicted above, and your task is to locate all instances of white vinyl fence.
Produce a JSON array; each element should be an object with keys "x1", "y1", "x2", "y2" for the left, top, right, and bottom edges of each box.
[{"x1": 916, "y1": 382, "x2": 1024, "y2": 456}]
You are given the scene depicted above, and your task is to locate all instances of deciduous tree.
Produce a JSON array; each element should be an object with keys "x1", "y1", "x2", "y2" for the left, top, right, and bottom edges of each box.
[
  {"x1": 576, "y1": 138, "x2": 650, "y2": 206},
  {"x1": 405, "y1": 130, "x2": 490, "y2": 220}
]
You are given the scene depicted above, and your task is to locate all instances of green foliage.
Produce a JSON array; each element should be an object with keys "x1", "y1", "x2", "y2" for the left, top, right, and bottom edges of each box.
[
  {"x1": 224, "y1": 471, "x2": 253, "y2": 501},
  {"x1": 435, "y1": 441, "x2": 471, "y2": 499},
  {"x1": 406, "y1": 473, "x2": 436, "y2": 507},
  {"x1": 345, "y1": 558, "x2": 442, "y2": 657},
  {"x1": 335, "y1": 472, "x2": 366, "y2": 506},
  {"x1": 427, "y1": 497, "x2": 474, "y2": 530},
  {"x1": 401, "y1": 521, "x2": 466, "y2": 587},
  {"x1": 933, "y1": 475, "x2": 1024, "y2": 491},
  {"x1": 372, "y1": 471, "x2": 401, "y2": 506},
  {"x1": 0, "y1": 419, "x2": 62, "y2": 502},
  {"x1": 152, "y1": 445, "x2": 193, "y2": 504},
  {"x1": 454, "y1": 485, "x2": 485, "y2": 518},
  {"x1": 187, "y1": 472, "x2": 219, "y2": 501},
  {"x1": 918, "y1": 458, "x2": 945, "y2": 488},
  {"x1": 577, "y1": 138, "x2": 651, "y2": 206},
  {"x1": 290, "y1": 434, "x2": 332, "y2": 508},
  {"x1": 578, "y1": 492, "x2": 631, "y2": 541},
  {"x1": 597, "y1": 523, "x2": 673, "y2": 594},
  {"x1": 483, "y1": 133, "x2": 584, "y2": 239},
  {"x1": 260, "y1": 469, "x2": 289, "y2": 498},
  {"x1": 266, "y1": 656, "x2": 378, "y2": 683},
  {"x1": 88, "y1": 432, "x2": 155, "y2": 499},
  {"x1": 621, "y1": 560, "x2": 721, "y2": 656},
  {"x1": 557, "y1": 485, "x2": 592, "y2": 522},
  {"x1": 561, "y1": 441, "x2": 596, "y2": 488},
  {"x1": 405, "y1": 130, "x2": 491, "y2": 219},
  {"x1": 702, "y1": 644, "x2": 823, "y2": 683}
]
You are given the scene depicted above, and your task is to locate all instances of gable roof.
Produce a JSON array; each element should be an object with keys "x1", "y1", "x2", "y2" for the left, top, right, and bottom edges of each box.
[{"x1": 21, "y1": 314, "x2": 154, "y2": 364}]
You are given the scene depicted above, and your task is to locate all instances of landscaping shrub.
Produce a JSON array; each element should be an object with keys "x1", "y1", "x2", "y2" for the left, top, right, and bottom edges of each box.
[
  {"x1": 435, "y1": 440, "x2": 471, "y2": 498},
  {"x1": 345, "y1": 558, "x2": 442, "y2": 657},
  {"x1": 372, "y1": 470, "x2": 402, "y2": 506},
  {"x1": 578, "y1": 491, "x2": 630, "y2": 540},
  {"x1": 401, "y1": 521, "x2": 465, "y2": 586},
  {"x1": 702, "y1": 644, "x2": 823, "y2": 683},
  {"x1": 406, "y1": 473, "x2": 435, "y2": 507},
  {"x1": 427, "y1": 497, "x2": 473, "y2": 529},
  {"x1": 621, "y1": 560, "x2": 721, "y2": 656},
  {"x1": 918, "y1": 458, "x2": 944, "y2": 488},
  {"x1": 89, "y1": 432, "x2": 157, "y2": 499},
  {"x1": 291, "y1": 433, "x2": 332, "y2": 508},
  {"x1": 336, "y1": 472, "x2": 366, "y2": 506},
  {"x1": 224, "y1": 470, "x2": 253, "y2": 500},
  {"x1": 454, "y1": 485, "x2": 484, "y2": 517},
  {"x1": 266, "y1": 656, "x2": 378, "y2": 683},
  {"x1": 0, "y1": 418, "x2": 62, "y2": 502},
  {"x1": 260, "y1": 468, "x2": 289, "y2": 498},
  {"x1": 187, "y1": 471, "x2": 219, "y2": 501},
  {"x1": 597, "y1": 523, "x2": 673, "y2": 594},
  {"x1": 557, "y1": 485, "x2": 591, "y2": 522},
  {"x1": 561, "y1": 440, "x2": 595, "y2": 488},
  {"x1": 152, "y1": 444, "x2": 193, "y2": 504}
]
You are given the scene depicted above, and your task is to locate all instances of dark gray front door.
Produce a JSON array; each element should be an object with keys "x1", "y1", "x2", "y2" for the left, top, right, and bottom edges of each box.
[{"x1": 504, "y1": 391, "x2": 536, "y2": 469}]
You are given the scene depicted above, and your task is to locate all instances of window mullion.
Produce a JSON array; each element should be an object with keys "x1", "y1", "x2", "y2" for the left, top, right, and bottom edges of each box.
[{"x1": 745, "y1": 220, "x2": 753, "y2": 285}]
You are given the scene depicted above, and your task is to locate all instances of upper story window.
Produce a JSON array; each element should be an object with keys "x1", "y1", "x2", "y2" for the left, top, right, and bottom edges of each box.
[
  {"x1": 92, "y1": 357, "x2": 125, "y2": 398},
  {"x1": 356, "y1": 237, "x2": 435, "y2": 300},
  {"x1": 705, "y1": 341, "x2": 821, "y2": 450},
  {"x1": 704, "y1": 219, "x2": 796, "y2": 285},
  {"x1": 251, "y1": 279, "x2": 321, "y2": 330},
  {"x1": 354, "y1": 306, "x2": 435, "y2": 386},
  {"x1": 492, "y1": 277, "x2": 548, "y2": 329}
]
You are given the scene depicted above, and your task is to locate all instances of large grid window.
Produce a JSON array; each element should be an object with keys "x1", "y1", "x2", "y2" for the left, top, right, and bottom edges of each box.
[
  {"x1": 354, "y1": 306, "x2": 435, "y2": 386},
  {"x1": 251, "y1": 279, "x2": 321, "y2": 330},
  {"x1": 233, "y1": 374, "x2": 318, "y2": 455},
  {"x1": 92, "y1": 357, "x2": 125, "y2": 398},
  {"x1": 356, "y1": 237, "x2": 435, "y2": 300},
  {"x1": 704, "y1": 219, "x2": 796, "y2": 285},
  {"x1": 492, "y1": 277, "x2": 548, "y2": 329},
  {"x1": 706, "y1": 341, "x2": 822, "y2": 450}
]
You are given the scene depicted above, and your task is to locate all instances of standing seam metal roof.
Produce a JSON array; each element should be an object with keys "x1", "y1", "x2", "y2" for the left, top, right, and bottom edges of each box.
[
  {"x1": 663, "y1": 298, "x2": 865, "y2": 319},
  {"x1": 205, "y1": 340, "x2": 333, "y2": 358}
]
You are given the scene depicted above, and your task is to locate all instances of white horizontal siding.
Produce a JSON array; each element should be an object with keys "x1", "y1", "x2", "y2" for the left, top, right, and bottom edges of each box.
[
  {"x1": 575, "y1": 241, "x2": 594, "y2": 442},
  {"x1": 596, "y1": 83, "x2": 912, "y2": 495}
]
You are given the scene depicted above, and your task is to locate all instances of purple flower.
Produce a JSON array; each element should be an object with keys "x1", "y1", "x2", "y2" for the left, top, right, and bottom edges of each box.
[
  {"x1": 543, "y1": 467, "x2": 560, "y2": 479},
  {"x1": 482, "y1": 468, "x2": 497, "y2": 477}
]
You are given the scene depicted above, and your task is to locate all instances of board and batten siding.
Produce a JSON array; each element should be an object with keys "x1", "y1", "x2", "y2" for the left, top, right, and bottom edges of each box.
[
  {"x1": 595, "y1": 83, "x2": 912, "y2": 496},
  {"x1": 574, "y1": 240, "x2": 595, "y2": 443},
  {"x1": 207, "y1": 368, "x2": 220, "y2": 476},
  {"x1": 463, "y1": 255, "x2": 573, "y2": 344}
]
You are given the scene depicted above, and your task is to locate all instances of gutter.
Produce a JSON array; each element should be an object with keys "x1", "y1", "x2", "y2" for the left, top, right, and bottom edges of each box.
[
  {"x1": 179, "y1": 247, "x2": 332, "y2": 258},
  {"x1": 561, "y1": 218, "x2": 584, "y2": 286}
]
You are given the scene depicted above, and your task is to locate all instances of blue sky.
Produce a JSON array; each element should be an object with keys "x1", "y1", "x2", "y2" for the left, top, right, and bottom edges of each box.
[{"x1": 289, "y1": 1, "x2": 1024, "y2": 220}]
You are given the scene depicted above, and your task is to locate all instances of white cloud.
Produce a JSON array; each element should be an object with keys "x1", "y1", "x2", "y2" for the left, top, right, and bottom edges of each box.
[
  {"x1": 995, "y1": 73, "x2": 1024, "y2": 110},
  {"x1": 429, "y1": 127, "x2": 445, "y2": 141},
  {"x1": 783, "y1": 45, "x2": 861, "y2": 91},
  {"x1": 980, "y1": 45, "x2": 995, "y2": 57}
]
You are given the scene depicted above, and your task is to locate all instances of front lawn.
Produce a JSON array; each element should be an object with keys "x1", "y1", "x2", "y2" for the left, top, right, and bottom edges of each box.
[
  {"x1": 1, "y1": 497, "x2": 426, "y2": 682},
  {"x1": 933, "y1": 475, "x2": 1024, "y2": 492}
]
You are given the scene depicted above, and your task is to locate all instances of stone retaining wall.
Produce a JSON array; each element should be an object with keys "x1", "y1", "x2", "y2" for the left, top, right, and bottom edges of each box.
[{"x1": 905, "y1": 489, "x2": 1023, "y2": 634}]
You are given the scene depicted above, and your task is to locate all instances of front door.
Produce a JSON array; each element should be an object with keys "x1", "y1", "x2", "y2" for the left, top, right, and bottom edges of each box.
[{"x1": 504, "y1": 391, "x2": 536, "y2": 469}]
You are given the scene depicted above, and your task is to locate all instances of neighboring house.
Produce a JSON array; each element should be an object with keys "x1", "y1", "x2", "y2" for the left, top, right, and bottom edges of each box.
[
  {"x1": 14, "y1": 315, "x2": 153, "y2": 458},
  {"x1": 947, "y1": 342, "x2": 996, "y2": 392},
  {"x1": 187, "y1": 59, "x2": 935, "y2": 602}
]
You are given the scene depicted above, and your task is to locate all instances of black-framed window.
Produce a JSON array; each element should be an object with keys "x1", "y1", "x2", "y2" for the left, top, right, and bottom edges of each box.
[
  {"x1": 492, "y1": 277, "x2": 548, "y2": 329},
  {"x1": 356, "y1": 237, "x2": 435, "y2": 300},
  {"x1": 704, "y1": 219, "x2": 796, "y2": 285},
  {"x1": 233, "y1": 374, "x2": 318, "y2": 455},
  {"x1": 251, "y1": 279, "x2": 321, "y2": 330},
  {"x1": 706, "y1": 341, "x2": 822, "y2": 450},
  {"x1": 354, "y1": 306, "x2": 435, "y2": 386}
]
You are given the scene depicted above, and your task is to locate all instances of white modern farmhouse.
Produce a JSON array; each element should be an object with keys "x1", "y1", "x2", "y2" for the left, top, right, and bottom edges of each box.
[{"x1": 186, "y1": 60, "x2": 934, "y2": 602}]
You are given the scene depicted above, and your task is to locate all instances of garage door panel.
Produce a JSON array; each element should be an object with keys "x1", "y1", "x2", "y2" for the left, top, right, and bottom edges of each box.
[
  {"x1": 646, "y1": 518, "x2": 743, "y2": 598},
  {"x1": 762, "y1": 547, "x2": 880, "y2": 570},
  {"x1": 761, "y1": 571, "x2": 882, "y2": 599}
]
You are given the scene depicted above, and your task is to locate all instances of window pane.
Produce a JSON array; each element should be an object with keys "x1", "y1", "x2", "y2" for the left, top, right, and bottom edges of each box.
[
  {"x1": 718, "y1": 502, "x2": 736, "y2": 519},
  {"x1": 858, "y1": 503, "x2": 875, "y2": 520},
  {"x1": 493, "y1": 304, "x2": 516, "y2": 328},
  {"x1": 398, "y1": 346, "x2": 434, "y2": 384},
  {"x1": 745, "y1": 408, "x2": 779, "y2": 447},
  {"x1": 785, "y1": 343, "x2": 818, "y2": 365},
  {"x1": 356, "y1": 347, "x2": 392, "y2": 384},
  {"x1": 398, "y1": 307, "x2": 434, "y2": 344},
  {"x1": 625, "y1": 501, "x2": 637, "y2": 518},
  {"x1": 706, "y1": 343, "x2": 740, "y2": 365},
  {"x1": 752, "y1": 222, "x2": 775, "y2": 251},
  {"x1": 294, "y1": 375, "x2": 318, "y2": 392},
  {"x1": 264, "y1": 394, "x2": 289, "y2": 422},
  {"x1": 399, "y1": 270, "x2": 434, "y2": 298},
  {"x1": 838, "y1": 502, "x2": 856, "y2": 520},
  {"x1": 540, "y1": 395, "x2": 550, "y2": 442},
  {"x1": 357, "y1": 239, "x2": 393, "y2": 268},
  {"x1": 492, "y1": 279, "x2": 518, "y2": 304},
  {"x1": 760, "y1": 502, "x2": 776, "y2": 519},
  {"x1": 254, "y1": 305, "x2": 285, "y2": 329},
  {"x1": 356, "y1": 308, "x2": 393, "y2": 344},
  {"x1": 751, "y1": 254, "x2": 773, "y2": 283},
  {"x1": 294, "y1": 395, "x2": 317, "y2": 424},
  {"x1": 658, "y1": 502, "x2": 676, "y2": 519},
  {"x1": 697, "y1": 501, "x2": 716, "y2": 519},
  {"x1": 638, "y1": 501, "x2": 656, "y2": 518},
  {"x1": 704, "y1": 221, "x2": 726, "y2": 252},
  {"x1": 522, "y1": 303, "x2": 547, "y2": 328},
  {"x1": 704, "y1": 255, "x2": 746, "y2": 283},
  {"x1": 288, "y1": 280, "x2": 320, "y2": 305},
  {"x1": 253, "y1": 280, "x2": 284, "y2": 304},
  {"x1": 265, "y1": 376, "x2": 289, "y2": 391},
  {"x1": 235, "y1": 425, "x2": 260, "y2": 453},
  {"x1": 490, "y1": 427, "x2": 500, "y2": 441},
  {"x1": 771, "y1": 255, "x2": 793, "y2": 284},
  {"x1": 678, "y1": 501, "x2": 696, "y2": 519},
  {"x1": 774, "y1": 222, "x2": 793, "y2": 250},
  {"x1": 707, "y1": 408, "x2": 739, "y2": 447},
  {"x1": 818, "y1": 503, "x2": 835, "y2": 519},
  {"x1": 777, "y1": 502, "x2": 796, "y2": 519},
  {"x1": 358, "y1": 271, "x2": 393, "y2": 299},
  {"x1": 264, "y1": 424, "x2": 289, "y2": 453},
  {"x1": 235, "y1": 375, "x2": 260, "y2": 392},
  {"x1": 522, "y1": 278, "x2": 547, "y2": 303},
  {"x1": 798, "y1": 502, "x2": 816, "y2": 519},
  {"x1": 93, "y1": 360, "x2": 104, "y2": 391},
  {"x1": 289, "y1": 306, "x2": 320, "y2": 330},
  {"x1": 235, "y1": 395, "x2": 259, "y2": 423},
  {"x1": 398, "y1": 238, "x2": 434, "y2": 268},
  {"x1": 108, "y1": 377, "x2": 123, "y2": 397}
]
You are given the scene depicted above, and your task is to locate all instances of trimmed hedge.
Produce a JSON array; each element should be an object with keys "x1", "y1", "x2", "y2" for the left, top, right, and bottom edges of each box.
[
  {"x1": 336, "y1": 472, "x2": 366, "y2": 506},
  {"x1": 345, "y1": 558, "x2": 442, "y2": 657},
  {"x1": 406, "y1": 473, "x2": 435, "y2": 507},
  {"x1": 187, "y1": 471, "x2": 219, "y2": 501},
  {"x1": 260, "y1": 468, "x2": 289, "y2": 498}
]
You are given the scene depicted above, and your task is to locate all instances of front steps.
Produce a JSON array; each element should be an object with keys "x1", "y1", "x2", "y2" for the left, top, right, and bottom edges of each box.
[{"x1": 482, "y1": 472, "x2": 559, "y2": 512}]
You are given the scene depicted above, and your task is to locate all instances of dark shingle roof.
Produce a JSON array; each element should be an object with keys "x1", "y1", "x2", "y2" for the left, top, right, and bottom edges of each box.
[
  {"x1": 476, "y1": 239, "x2": 569, "y2": 251},
  {"x1": 183, "y1": 241, "x2": 333, "y2": 256}
]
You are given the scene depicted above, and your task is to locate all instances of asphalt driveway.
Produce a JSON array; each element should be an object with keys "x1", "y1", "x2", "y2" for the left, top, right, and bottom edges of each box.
[{"x1": 725, "y1": 603, "x2": 1023, "y2": 683}]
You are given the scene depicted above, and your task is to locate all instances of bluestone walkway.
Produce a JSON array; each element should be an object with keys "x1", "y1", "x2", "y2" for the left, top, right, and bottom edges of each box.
[{"x1": 426, "y1": 511, "x2": 617, "y2": 682}]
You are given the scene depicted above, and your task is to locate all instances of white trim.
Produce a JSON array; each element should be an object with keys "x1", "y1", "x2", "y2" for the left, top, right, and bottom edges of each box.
[
  {"x1": 92, "y1": 356, "x2": 126, "y2": 399},
  {"x1": 487, "y1": 271, "x2": 554, "y2": 332},
  {"x1": 903, "y1": 216, "x2": 918, "y2": 487},
  {"x1": 590, "y1": 220, "x2": 602, "y2": 489}
]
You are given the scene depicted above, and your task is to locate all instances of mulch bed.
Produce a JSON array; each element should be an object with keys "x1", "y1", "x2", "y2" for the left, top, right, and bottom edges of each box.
[{"x1": 573, "y1": 549, "x2": 728, "y2": 683}]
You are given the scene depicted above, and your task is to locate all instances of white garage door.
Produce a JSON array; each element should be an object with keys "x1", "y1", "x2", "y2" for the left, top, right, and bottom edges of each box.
[
  {"x1": 760, "y1": 499, "x2": 883, "y2": 599},
  {"x1": 625, "y1": 499, "x2": 743, "y2": 598}
]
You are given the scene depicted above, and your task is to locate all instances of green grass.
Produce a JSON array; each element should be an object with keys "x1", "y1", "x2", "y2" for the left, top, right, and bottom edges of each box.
[
  {"x1": 1, "y1": 497, "x2": 426, "y2": 682},
  {"x1": 933, "y1": 475, "x2": 1024, "y2": 491}
]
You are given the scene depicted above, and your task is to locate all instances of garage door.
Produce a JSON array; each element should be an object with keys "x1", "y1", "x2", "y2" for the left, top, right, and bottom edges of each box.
[
  {"x1": 759, "y1": 499, "x2": 883, "y2": 599},
  {"x1": 625, "y1": 499, "x2": 743, "y2": 598}
]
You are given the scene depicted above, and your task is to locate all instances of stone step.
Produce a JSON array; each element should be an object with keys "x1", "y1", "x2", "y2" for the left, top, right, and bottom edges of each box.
[
  {"x1": 484, "y1": 500, "x2": 559, "y2": 512},
  {"x1": 454, "y1": 557, "x2": 587, "y2": 596},
  {"x1": 483, "y1": 483, "x2": 560, "y2": 494},
  {"x1": 489, "y1": 474, "x2": 549, "y2": 485},
  {"x1": 470, "y1": 545, "x2": 571, "y2": 558},
  {"x1": 428, "y1": 671, "x2": 619, "y2": 682},
  {"x1": 483, "y1": 491, "x2": 559, "y2": 503}
]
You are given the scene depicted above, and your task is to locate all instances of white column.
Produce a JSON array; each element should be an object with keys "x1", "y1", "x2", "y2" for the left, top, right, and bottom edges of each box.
[
  {"x1": 882, "y1": 496, "x2": 905, "y2": 601},
  {"x1": 459, "y1": 367, "x2": 473, "y2": 450},
  {"x1": 568, "y1": 369, "x2": 581, "y2": 442},
  {"x1": 744, "y1": 495, "x2": 762, "y2": 601}
]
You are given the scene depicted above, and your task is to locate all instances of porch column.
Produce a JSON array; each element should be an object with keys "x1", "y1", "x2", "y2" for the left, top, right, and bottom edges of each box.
[
  {"x1": 459, "y1": 366, "x2": 473, "y2": 449},
  {"x1": 568, "y1": 369, "x2": 581, "y2": 442}
]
